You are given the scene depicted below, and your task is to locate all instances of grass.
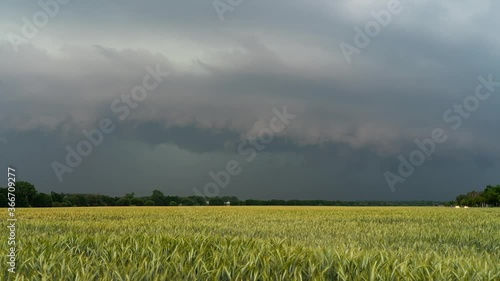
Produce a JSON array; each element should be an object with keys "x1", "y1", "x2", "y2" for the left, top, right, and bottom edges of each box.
[{"x1": 1, "y1": 206, "x2": 499, "y2": 280}]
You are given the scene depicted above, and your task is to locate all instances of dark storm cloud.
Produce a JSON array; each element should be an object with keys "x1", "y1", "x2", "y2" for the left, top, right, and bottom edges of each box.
[{"x1": 0, "y1": 0, "x2": 499, "y2": 199}]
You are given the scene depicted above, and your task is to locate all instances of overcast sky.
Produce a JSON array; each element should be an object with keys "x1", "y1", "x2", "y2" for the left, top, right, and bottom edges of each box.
[{"x1": 0, "y1": 0, "x2": 499, "y2": 200}]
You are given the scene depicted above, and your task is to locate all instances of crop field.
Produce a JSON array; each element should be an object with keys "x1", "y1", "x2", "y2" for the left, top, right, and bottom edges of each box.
[{"x1": 1, "y1": 206, "x2": 499, "y2": 280}]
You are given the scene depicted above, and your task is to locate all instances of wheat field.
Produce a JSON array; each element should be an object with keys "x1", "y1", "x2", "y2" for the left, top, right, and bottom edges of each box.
[{"x1": 1, "y1": 206, "x2": 499, "y2": 280}]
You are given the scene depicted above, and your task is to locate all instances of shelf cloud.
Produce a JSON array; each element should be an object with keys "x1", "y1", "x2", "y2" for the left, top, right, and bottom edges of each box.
[{"x1": 1, "y1": 0, "x2": 499, "y2": 200}]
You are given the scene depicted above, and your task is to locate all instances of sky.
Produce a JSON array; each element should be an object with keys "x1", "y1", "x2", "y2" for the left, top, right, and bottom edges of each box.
[{"x1": 0, "y1": 0, "x2": 499, "y2": 200}]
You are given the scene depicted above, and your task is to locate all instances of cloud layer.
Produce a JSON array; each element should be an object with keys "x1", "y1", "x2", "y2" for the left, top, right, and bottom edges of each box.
[{"x1": 0, "y1": 0, "x2": 499, "y2": 200}]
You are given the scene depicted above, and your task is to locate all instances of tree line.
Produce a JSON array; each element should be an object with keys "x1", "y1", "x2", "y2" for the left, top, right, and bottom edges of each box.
[
  {"x1": 1, "y1": 181, "x2": 498, "y2": 208},
  {"x1": 450, "y1": 185, "x2": 500, "y2": 207}
]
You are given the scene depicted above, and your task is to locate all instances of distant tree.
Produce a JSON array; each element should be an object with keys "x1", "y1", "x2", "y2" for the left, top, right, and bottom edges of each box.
[
  {"x1": 188, "y1": 196, "x2": 206, "y2": 206},
  {"x1": 144, "y1": 200, "x2": 155, "y2": 206},
  {"x1": 5, "y1": 180, "x2": 500, "y2": 208},
  {"x1": 207, "y1": 197, "x2": 223, "y2": 205},
  {"x1": 180, "y1": 198, "x2": 195, "y2": 206},
  {"x1": 86, "y1": 194, "x2": 104, "y2": 206},
  {"x1": 455, "y1": 185, "x2": 500, "y2": 207},
  {"x1": 0, "y1": 188, "x2": 8, "y2": 207},
  {"x1": 483, "y1": 185, "x2": 500, "y2": 207},
  {"x1": 16, "y1": 181, "x2": 37, "y2": 207},
  {"x1": 59, "y1": 196, "x2": 73, "y2": 207},
  {"x1": 268, "y1": 199, "x2": 286, "y2": 205},
  {"x1": 52, "y1": 201, "x2": 71, "y2": 207},
  {"x1": 151, "y1": 190, "x2": 166, "y2": 206},
  {"x1": 100, "y1": 195, "x2": 116, "y2": 206},
  {"x1": 244, "y1": 199, "x2": 264, "y2": 206},
  {"x1": 444, "y1": 201, "x2": 455, "y2": 207},
  {"x1": 57, "y1": 194, "x2": 89, "y2": 206},
  {"x1": 32, "y1": 193, "x2": 53, "y2": 207},
  {"x1": 116, "y1": 198, "x2": 131, "y2": 206},
  {"x1": 130, "y1": 197, "x2": 144, "y2": 206},
  {"x1": 50, "y1": 191, "x2": 64, "y2": 203},
  {"x1": 456, "y1": 194, "x2": 467, "y2": 206},
  {"x1": 165, "y1": 196, "x2": 180, "y2": 206},
  {"x1": 125, "y1": 192, "x2": 135, "y2": 199}
]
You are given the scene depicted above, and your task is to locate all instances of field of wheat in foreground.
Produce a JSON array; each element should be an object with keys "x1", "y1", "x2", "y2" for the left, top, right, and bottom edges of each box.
[{"x1": 1, "y1": 206, "x2": 499, "y2": 280}]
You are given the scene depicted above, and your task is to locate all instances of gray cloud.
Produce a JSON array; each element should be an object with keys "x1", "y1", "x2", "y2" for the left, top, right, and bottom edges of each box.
[{"x1": 0, "y1": 0, "x2": 499, "y2": 200}]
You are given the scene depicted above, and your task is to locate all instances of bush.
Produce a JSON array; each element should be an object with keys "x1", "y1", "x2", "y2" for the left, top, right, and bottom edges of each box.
[
  {"x1": 130, "y1": 197, "x2": 144, "y2": 206},
  {"x1": 116, "y1": 198, "x2": 131, "y2": 206},
  {"x1": 52, "y1": 202, "x2": 71, "y2": 207},
  {"x1": 144, "y1": 200, "x2": 155, "y2": 206}
]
